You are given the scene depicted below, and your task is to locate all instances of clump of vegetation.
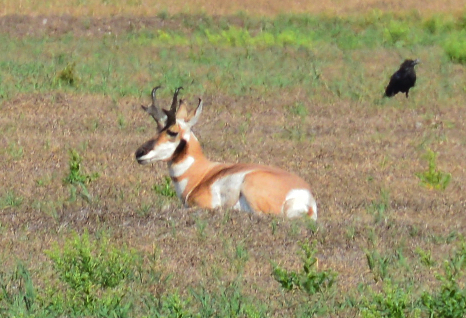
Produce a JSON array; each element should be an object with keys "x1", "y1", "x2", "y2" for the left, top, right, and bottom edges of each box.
[
  {"x1": 273, "y1": 241, "x2": 337, "y2": 295},
  {"x1": 443, "y1": 32, "x2": 466, "y2": 64},
  {"x1": 365, "y1": 249, "x2": 391, "y2": 282},
  {"x1": 360, "y1": 280, "x2": 420, "y2": 318},
  {"x1": 421, "y1": 243, "x2": 466, "y2": 318},
  {"x1": 153, "y1": 176, "x2": 177, "y2": 198},
  {"x1": 416, "y1": 149, "x2": 451, "y2": 190},
  {"x1": 0, "y1": 262, "x2": 36, "y2": 316},
  {"x1": 0, "y1": 191, "x2": 23, "y2": 209},
  {"x1": 63, "y1": 149, "x2": 99, "y2": 202},
  {"x1": 45, "y1": 230, "x2": 139, "y2": 316},
  {"x1": 383, "y1": 21, "x2": 409, "y2": 45},
  {"x1": 56, "y1": 62, "x2": 80, "y2": 86},
  {"x1": 367, "y1": 188, "x2": 391, "y2": 224}
]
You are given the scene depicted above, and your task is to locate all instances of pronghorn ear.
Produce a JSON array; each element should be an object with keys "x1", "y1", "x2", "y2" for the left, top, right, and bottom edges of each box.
[
  {"x1": 176, "y1": 99, "x2": 188, "y2": 120},
  {"x1": 187, "y1": 98, "x2": 203, "y2": 127}
]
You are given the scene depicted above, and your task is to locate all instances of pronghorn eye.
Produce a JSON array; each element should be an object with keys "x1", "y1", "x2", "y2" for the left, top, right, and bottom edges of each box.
[{"x1": 166, "y1": 130, "x2": 178, "y2": 137}]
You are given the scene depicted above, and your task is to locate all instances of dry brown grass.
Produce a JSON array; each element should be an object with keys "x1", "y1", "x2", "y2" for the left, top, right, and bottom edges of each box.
[{"x1": 1, "y1": 0, "x2": 465, "y2": 17}]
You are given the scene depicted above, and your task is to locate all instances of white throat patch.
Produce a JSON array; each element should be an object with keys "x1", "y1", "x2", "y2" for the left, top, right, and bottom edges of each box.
[{"x1": 169, "y1": 156, "x2": 195, "y2": 178}]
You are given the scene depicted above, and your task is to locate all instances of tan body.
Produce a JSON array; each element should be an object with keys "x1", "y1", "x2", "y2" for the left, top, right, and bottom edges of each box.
[{"x1": 135, "y1": 87, "x2": 317, "y2": 219}]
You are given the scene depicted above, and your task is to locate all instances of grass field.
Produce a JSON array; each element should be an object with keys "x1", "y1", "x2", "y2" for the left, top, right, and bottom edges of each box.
[{"x1": 1, "y1": 1, "x2": 466, "y2": 317}]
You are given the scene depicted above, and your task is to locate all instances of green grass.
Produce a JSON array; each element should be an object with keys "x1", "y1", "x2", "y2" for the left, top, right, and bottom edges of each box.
[{"x1": 0, "y1": 12, "x2": 465, "y2": 103}]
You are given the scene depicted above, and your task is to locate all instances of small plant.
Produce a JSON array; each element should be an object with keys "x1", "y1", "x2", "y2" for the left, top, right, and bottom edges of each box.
[
  {"x1": 45, "y1": 230, "x2": 139, "y2": 316},
  {"x1": 361, "y1": 280, "x2": 419, "y2": 318},
  {"x1": 136, "y1": 202, "x2": 152, "y2": 217},
  {"x1": 416, "y1": 149, "x2": 451, "y2": 190},
  {"x1": 365, "y1": 249, "x2": 390, "y2": 282},
  {"x1": 367, "y1": 188, "x2": 390, "y2": 224},
  {"x1": 415, "y1": 247, "x2": 436, "y2": 267},
  {"x1": 421, "y1": 243, "x2": 466, "y2": 318},
  {"x1": 56, "y1": 62, "x2": 79, "y2": 86},
  {"x1": 63, "y1": 149, "x2": 99, "y2": 202},
  {"x1": 287, "y1": 101, "x2": 308, "y2": 118},
  {"x1": 195, "y1": 217, "x2": 208, "y2": 240},
  {"x1": 153, "y1": 176, "x2": 177, "y2": 198},
  {"x1": 273, "y1": 241, "x2": 337, "y2": 295},
  {"x1": 118, "y1": 113, "x2": 127, "y2": 129},
  {"x1": 7, "y1": 141, "x2": 23, "y2": 160},
  {"x1": 0, "y1": 262, "x2": 36, "y2": 315},
  {"x1": 0, "y1": 191, "x2": 23, "y2": 209}
]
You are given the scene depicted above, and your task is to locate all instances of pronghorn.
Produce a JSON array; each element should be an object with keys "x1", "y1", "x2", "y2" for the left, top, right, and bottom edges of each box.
[{"x1": 135, "y1": 87, "x2": 317, "y2": 219}]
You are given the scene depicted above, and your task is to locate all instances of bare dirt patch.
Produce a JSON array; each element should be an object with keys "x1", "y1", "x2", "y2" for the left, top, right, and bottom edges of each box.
[{"x1": 1, "y1": 0, "x2": 464, "y2": 17}]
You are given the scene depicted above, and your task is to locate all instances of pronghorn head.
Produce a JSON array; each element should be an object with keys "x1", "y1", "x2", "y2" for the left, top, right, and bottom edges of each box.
[{"x1": 135, "y1": 86, "x2": 203, "y2": 165}]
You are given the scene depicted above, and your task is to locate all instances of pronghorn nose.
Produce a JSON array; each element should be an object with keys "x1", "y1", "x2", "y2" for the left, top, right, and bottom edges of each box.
[
  {"x1": 135, "y1": 147, "x2": 146, "y2": 160},
  {"x1": 135, "y1": 139, "x2": 157, "y2": 164}
]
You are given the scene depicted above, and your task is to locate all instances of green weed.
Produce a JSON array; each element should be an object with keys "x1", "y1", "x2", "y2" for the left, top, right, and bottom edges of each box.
[
  {"x1": 416, "y1": 149, "x2": 451, "y2": 190},
  {"x1": 6, "y1": 141, "x2": 23, "y2": 160},
  {"x1": 0, "y1": 191, "x2": 23, "y2": 209},
  {"x1": 415, "y1": 247, "x2": 436, "y2": 267},
  {"x1": 367, "y1": 188, "x2": 390, "y2": 224},
  {"x1": 287, "y1": 101, "x2": 308, "y2": 117},
  {"x1": 273, "y1": 241, "x2": 337, "y2": 295},
  {"x1": 153, "y1": 176, "x2": 177, "y2": 198},
  {"x1": 190, "y1": 280, "x2": 267, "y2": 318},
  {"x1": 384, "y1": 21, "x2": 410, "y2": 45},
  {"x1": 45, "y1": 230, "x2": 139, "y2": 316},
  {"x1": 0, "y1": 262, "x2": 37, "y2": 316},
  {"x1": 360, "y1": 280, "x2": 420, "y2": 318},
  {"x1": 365, "y1": 249, "x2": 390, "y2": 282},
  {"x1": 63, "y1": 149, "x2": 99, "y2": 203},
  {"x1": 421, "y1": 243, "x2": 466, "y2": 318},
  {"x1": 55, "y1": 61, "x2": 80, "y2": 87},
  {"x1": 443, "y1": 32, "x2": 466, "y2": 64},
  {"x1": 118, "y1": 113, "x2": 127, "y2": 129}
]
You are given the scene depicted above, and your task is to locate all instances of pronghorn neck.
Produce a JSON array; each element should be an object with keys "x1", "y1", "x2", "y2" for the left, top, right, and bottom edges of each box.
[{"x1": 167, "y1": 131, "x2": 215, "y2": 202}]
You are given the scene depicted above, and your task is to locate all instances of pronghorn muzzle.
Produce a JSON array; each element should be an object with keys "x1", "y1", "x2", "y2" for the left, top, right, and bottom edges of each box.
[{"x1": 135, "y1": 139, "x2": 157, "y2": 165}]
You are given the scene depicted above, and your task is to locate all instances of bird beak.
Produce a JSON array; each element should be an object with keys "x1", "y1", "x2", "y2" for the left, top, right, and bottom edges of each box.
[{"x1": 413, "y1": 59, "x2": 421, "y2": 65}]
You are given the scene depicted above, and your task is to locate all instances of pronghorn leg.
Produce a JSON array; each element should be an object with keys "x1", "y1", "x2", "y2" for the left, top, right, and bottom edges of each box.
[{"x1": 233, "y1": 194, "x2": 254, "y2": 213}]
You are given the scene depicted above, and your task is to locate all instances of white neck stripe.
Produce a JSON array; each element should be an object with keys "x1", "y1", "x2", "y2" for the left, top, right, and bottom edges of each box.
[{"x1": 169, "y1": 156, "x2": 195, "y2": 178}]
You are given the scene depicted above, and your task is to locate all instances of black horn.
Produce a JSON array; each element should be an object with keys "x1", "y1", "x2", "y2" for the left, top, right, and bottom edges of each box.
[
  {"x1": 170, "y1": 86, "x2": 183, "y2": 114},
  {"x1": 165, "y1": 86, "x2": 183, "y2": 127}
]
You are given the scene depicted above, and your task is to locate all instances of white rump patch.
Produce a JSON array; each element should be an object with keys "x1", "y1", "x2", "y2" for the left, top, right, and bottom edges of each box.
[
  {"x1": 169, "y1": 156, "x2": 194, "y2": 178},
  {"x1": 283, "y1": 189, "x2": 317, "y2": 219},
  {"x1": 138, "y1": 141, "x2": 178, "y2": 163}
]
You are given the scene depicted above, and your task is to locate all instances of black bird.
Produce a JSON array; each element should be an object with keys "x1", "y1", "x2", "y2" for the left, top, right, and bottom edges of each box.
[{"x1": 384, "y1": 59, "x2": 420, "y2": 98}]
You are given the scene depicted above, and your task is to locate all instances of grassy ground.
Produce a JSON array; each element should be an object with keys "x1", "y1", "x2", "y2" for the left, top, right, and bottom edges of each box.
[{"x1": 1, "y1": 3, "x2": 466, "y2": 317}]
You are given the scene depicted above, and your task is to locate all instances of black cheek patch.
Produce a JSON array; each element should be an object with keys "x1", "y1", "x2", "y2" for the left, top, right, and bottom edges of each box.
[{"x1": 172, "y1": 139, "x2": 187, "y2": 159}]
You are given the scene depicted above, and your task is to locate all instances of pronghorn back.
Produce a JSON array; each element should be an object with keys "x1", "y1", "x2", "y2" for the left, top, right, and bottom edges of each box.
[{"x1": 135, "y1": 87, "x2": 317, "y2": 219}]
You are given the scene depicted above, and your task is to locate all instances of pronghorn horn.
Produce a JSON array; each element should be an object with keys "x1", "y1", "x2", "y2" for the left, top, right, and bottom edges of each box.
[
  {"x1": 170, "y1": 86, "x2": 183, "y2": 113},
  {"x1": 166, "y1": 86, "x2": 183, "y2": 127},
  {"x1": 142, "y1": 86, "x2": 167, "y2": 129}
]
